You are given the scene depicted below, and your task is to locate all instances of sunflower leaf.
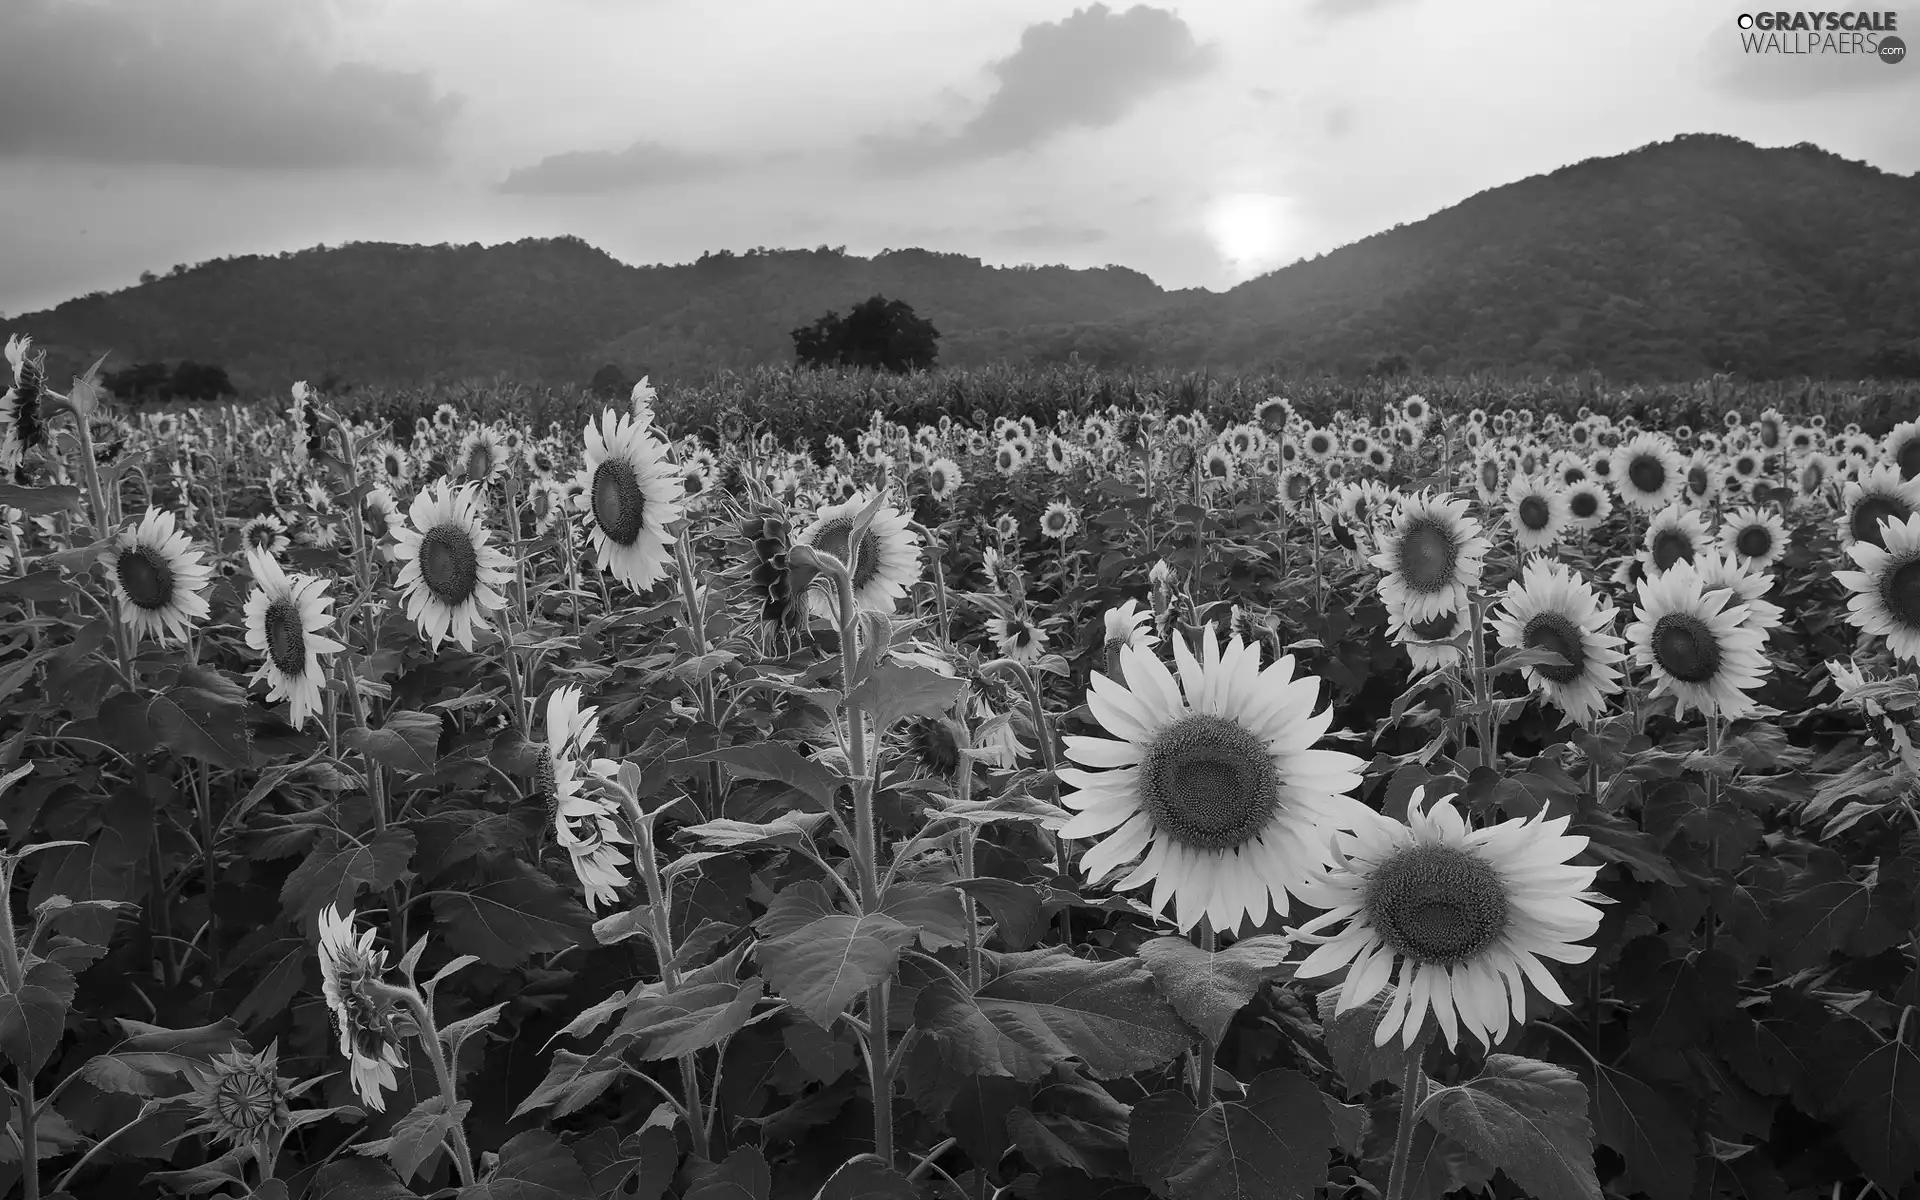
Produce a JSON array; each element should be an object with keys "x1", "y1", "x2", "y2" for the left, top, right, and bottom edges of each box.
[
  {"x1": 758, "y1": 907, "x2": 913, "y2": 1029},
  {"x1": 343, "y1": 710, "x2": 443, "y2": 778},
  {"x1": 458, "y1": 1130, "x2": 594, "y2": 1200},
  {"x1": 845, "y1": 662, "x2": 966, "y2": 735},
  {"x1": 1585, "y1": 1062, "x2": 1697, "y2": 1200},
  {"x1": 686, "y1": 744, "x2": 846, "y2": 811},
  {"x1": 1128, "y1": 1070, "x2": 1333, "y2": 1200},
  {"x1": 1138, "y1": 934, "x2": 1296, "y2": 1044},
  {"x1": 1416, "y1": 1053, "x2": 1602, "y2": 1200}
]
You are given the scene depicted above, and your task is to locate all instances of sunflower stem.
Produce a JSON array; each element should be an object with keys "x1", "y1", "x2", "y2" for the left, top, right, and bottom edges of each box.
[
  {"x1": 1703, "y1": 712, "x2": 1722, "y2": 952},
  {"x1": 1192, "y1": 921, "x2": 1216, "y2": 1106},
  {"x1": 1385, "y1": 1045, "x2": 1425, "y2": 1200},
  {"x1": 0, "y1": 857, "x2": 38, "y2": 1200},
  {"x1": 400, "y1": 989, "x2": 476, "y2": 1187},
  {"x1": 1467, "y1": 590, "x2": 1497, "y2": 773}
]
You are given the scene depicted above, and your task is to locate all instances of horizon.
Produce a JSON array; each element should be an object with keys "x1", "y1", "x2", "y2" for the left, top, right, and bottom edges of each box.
[{"x1": 2, "y1": 0, "x2": 1915, "y2": 317}]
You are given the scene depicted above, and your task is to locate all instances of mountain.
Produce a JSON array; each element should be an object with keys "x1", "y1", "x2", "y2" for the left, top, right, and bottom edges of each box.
[{"x1": 3, "y1": 133, "x2": 1916, "y2": 390}]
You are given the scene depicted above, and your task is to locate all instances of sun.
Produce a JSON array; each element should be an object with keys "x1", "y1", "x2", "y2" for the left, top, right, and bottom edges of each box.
[{"x1": 1205, "y1": 193, "x2": 1291, "y2": 277}]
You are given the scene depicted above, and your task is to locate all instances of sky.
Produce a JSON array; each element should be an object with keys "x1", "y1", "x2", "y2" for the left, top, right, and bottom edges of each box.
[{"x1": 0, "y1": 0, "x2": 1914, "y2": 316}]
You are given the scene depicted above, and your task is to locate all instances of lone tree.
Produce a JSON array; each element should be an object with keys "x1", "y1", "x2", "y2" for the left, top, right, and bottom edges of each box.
[
  {"x1": 590, "y1": 363, "x2": 634, "y2": 400},
  {"x1": 792, "y1": 294, "x2": 939, "y2": 373}
]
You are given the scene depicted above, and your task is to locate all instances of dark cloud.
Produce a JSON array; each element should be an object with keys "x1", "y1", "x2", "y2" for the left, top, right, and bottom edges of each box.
[
  {"x1": 0, "y1": 0, "x2": 459, "y2": 169},
  {"x1": 996, "y1": 222, "x2": 1110, "y2": 247},
  {"x1": 866, "y1": 4, "x2": 1216, "y2": 173},
  {"x1": 497, "y1": 142, "x2": 733, "y2": 194}
]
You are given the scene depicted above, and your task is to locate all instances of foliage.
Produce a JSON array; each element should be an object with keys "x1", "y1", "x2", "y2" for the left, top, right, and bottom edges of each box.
[{"x1": 792, "y1": 296, "x2": 940, "y2": 374}]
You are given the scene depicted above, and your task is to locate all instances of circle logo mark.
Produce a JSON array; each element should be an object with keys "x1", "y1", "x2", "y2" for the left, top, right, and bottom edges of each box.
[
  {"x1": 1737, "y1": 13, "x2": 1755, "y2": 27},
  {"x1": 1881, "y1": 35, "x2": 1907, "y2": 63}
]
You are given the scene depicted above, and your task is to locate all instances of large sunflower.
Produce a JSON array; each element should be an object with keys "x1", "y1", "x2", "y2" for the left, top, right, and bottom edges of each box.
[
  {"x1": 1839, "y1": 465, "x2": 1920, "y2": 550},
  {"x1": 316, "y1": 906, "x2": 407, "y2": 1113},
  {"x1": 1640, "y1": 504, "x2": 1710, "y2": 577},
  {"x1": 795, "y1": 490, "x2": 922, "y2": 619},
  {"x1": 1385, "y1": 596, "x2": 1465, "y2": 674},
  {"x1": 1290, "y1": 788, "x2": 1605, "y2": 1050},
  {"x1": 1611, "y1": 432, "x2": 1685, "y2": 511},
  {"x1": 1882, "y1": 419, "x2": 1920, "y2": 482},
  {"x1": 1719, "y1": 505, "x2": 1789, "y2": 570},
  {"x1": 1625, "y1": 559, "x2": 1770, "y2": 721},
  {"x1": 581, "y1": 409, "x2": 683, "y2": 592},
  {"x1": 1370, "y1": 493, "x2": 1491, "y2": 625},
  {"x1": 1504, "y1": 474, "x2": 1567, "y2": 552},
  {"x1": 243, "y1": 548, "x2": 345, "y2": 730},
  {"x1": 1834, "y1": 511, "x2": 1920, "y2": 665},
  {"x1": 100, "y1": 507, "x2": 214, "y2": 646},
  {"x1": 1489, "y1": 558, "x2": 1626, "y2": 726},
  {"x1": 391, "y1": 480, "x2": 513, "y2": 652},
  {"x1": 1057, "y1": 628, "x2": 1371, "y2": 935}
]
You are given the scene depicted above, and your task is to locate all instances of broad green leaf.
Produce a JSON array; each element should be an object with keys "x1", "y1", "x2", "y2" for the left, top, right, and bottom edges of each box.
[
  {"x1": 0, "y1": 483, "x2": 84, "y2": 515},
  {"x1": 431, "y1": 859, "x2": 595, "y2": 969},
  {"x1": 844, "y1": 661, "x2": 966, "y2": 734},
  {"x1": 682, "y1": 1146, "x2": 771, "y2": 1200},
  {"x1": 955, "y1": 877, "x2": 1048, "y2": 951},
  {"x1": 1587, "y1": 1062, "x2": 1696, "y2": 1200},
  {"x1": 458, "y1": 1130, "x2": 593, "y2": 1200},
  {"x1": 1817, "y1": 1035, "x2": 1920, "y2": 1191},
  {"x1": 1418, "y1": 1054, "x2": 1601, "y2": 1200},
  {"x1": 147, "y1": 1151, "x2": 256, "y2": 1197},
  {"x1": 1129, "y1": 1070, "x2": 1334, "y2": 1200},
  {"x1": 0, "y1": 960, "x2": 75, "y2": 1078},
  {"x1": 812, "y1": 1156, "x2": 917, "y2": 1200},
  {"x1": 148, "y1": 686, "x2": 251, "y2": 767},
  {"x1": 607, "y1": 979, "x2": 765, "y2": 1061},
  {"x1": 27, "y1": 787, "x2": 152, "y2": 946},
  {"x1": 1317, "y1": 987, "x2": 1414, "y2": 1097},
  {"x1": 912, "y1": 947, "x2": 1196, "y2": 1081},
  {"x1": 758, "y1": 909, "x2": 914, "y2": 1028},
  {"x1": 877, "y1": 880, "x2": 971, "y2": 951},
  {"x1": 572, "y1": 1125, "x2": 678, "y2": 1200},
  {"x1": 1138, "y1": 934, "x2": 1295, "y2": 1044},
  {"x1": 511, "y1": 1049, "x2": 621, "y2": 1121},
  {"x1": 687, "y1": 744, "x2": 846, "y2": 811},
  {"x1": 344, "y1": 710, "x2": 444, "y2": 777},
  {"x1": 388, "y1": 1095, "x2": 470, "y2": 1184},
  {"x1": 679, "y1": 812, "x2": 831, "y2": 850},
  {"x1": 279, "y1": 829, "x2": 416, "y2": 923}
]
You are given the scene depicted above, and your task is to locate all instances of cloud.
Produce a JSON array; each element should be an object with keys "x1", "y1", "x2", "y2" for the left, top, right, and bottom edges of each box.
[
  {"x1": 0, "y1": 0, "x2": 459, "y2": 168},
  {"x1": 866, "y1": 4, "x2": 1215, "y2": 172},
  {"x1": 497, "y1": 141, "x2": 733, "y2": 194},
  {"x1": 996, "y1": 222, "x2": 1110, "y2": 247},
  {"x1": 1308, "y1": 0, "x2": 1418, "y2": 20}
]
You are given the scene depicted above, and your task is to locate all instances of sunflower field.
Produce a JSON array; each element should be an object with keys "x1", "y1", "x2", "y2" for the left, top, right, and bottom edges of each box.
[{"x1": 0, "y1": 333, "x2": 1917, "y2": 1200}]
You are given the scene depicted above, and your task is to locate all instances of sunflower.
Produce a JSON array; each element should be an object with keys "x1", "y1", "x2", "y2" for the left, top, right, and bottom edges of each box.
[
  {"x1": 1370, "y1": 493, "x2": 1491, "y2": 624},
  {"x1": 100, "y1": 508, "x2": 214, "y2": 645},
  {"x1": 994, "y1": 441, "x2": 1028, "y2": 477},
  {"x1": 1385, "y1": 596, "x2": 1465, "y2": 673},
  {"x1": 993, "y1": 611, "x2": 1049, "y2": 664},
  {"x1": 1041, "y1": 500, "x2": 1080, "y2": 540},
  {"x1": 543, "y1": 686, "x2": 632, "y2": 911},
  {"x1": 1103, "y1": 598, "x2": 1160, "y2": 661},
  {"x1": 1504, "y1": 474, "x2": 1567, "y2": 552},
  {"x1": 1563, "y1": 480, "x2": 1611, "y2": 531},
  {"x1": 1718, "y1": 506, "x2": 1788, "y2": 570},
  {"x1": 796, "y1": 489, "x2": 922, "y2": 619},
  {"x1": 1489, "y1": 559, "x2": 1626, "y2": 726},
  {"x1": 927, "y1": 457, "x2": 962, "y2": 502},
  {"x1": 391, "y1": 480, "x2": 513, "y2": 652},
  {"x1": 1885, "y1": 420, "x2": 1920, "y2": 482},
  {"x1": 1289, "y1": 788, "x2": 1606, "y2": 1051},
  {"x1": 457, "y1": 426, "x2": 507, "y2": 484},
  {"x1": 316, "y1": 906, "x2": 407, "y2": 1112},
  {"x1": 243, "y1": 548, "x2": 345, "y2": 730},
  {"x1": 580, "y1": 408, "x2": 684, "y2": 592},
  {"x1": 1797, "y1": 454, "x2": 1833, "y2": 503},
  {"x1": 1639, "y1": 504, "x2": 1710, "y2": 577},
  {"x1": 184, "y1": 1044, "x2": 291, "y2": 1150},
  {"x1": 1278, "y1": 468, "x2": 1314, "y2": 514},
  {"x1": 1681, "y1": 453, "x2": 1723, "y2": 508},
  {"x1": 1625, "y1": 559, "x2": 1770, "y2": 721},
  {"x1": 1057, "y1": 627, "x2": 1371, "y2": 934},
  {"x1": 1303, "y1": 428, "x2": 1336, "y2": 462},
  {"x1": 239, "y1": 513, "x2": 291, "y2": 557},
  {"x1": 372, "y1": 439, "x2": 412, "y2": 488},
  {"x1": 0, "y1": 335, "x2": 48, "y2": 470},
  {"x1": 1202, "y1": 445, "x2": 1234, "y2": 483},
  {"x1": 1611, "y1": 432, "x2": 1685, "y2": 511},
  {"x1": 1471, "y1": 454, "x2": 1505, "y2": 508},
  {"x1": 1834, "y1": 512, "x2": 1920, "y2": 665},
  {"x1": 1840, "y1": 465, "x2": 1920, "y2": 550}
]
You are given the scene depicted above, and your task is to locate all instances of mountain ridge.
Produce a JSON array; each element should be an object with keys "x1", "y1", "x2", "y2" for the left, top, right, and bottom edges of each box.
[{"x1": 4, "y1": 133, "x2": 1916, "y2": 388}]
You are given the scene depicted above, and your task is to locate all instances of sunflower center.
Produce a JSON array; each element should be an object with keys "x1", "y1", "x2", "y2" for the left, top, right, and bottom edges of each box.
[
  {"x1": 591, "y1": 459, "x2": 647, "y2": 546},
  {"x1": 210, "y1": 1069, "x2": 279, "y2": 1136},
  {"x1": 1687, "y1": 466, "x2": 1709, "y2": 496},
  {"x1": 465, "y1": 446, "x2": 492, "y2": 480},
  {"x1": 1138, "y1": 713, "x2": 1280, "y2": 852},
  {"x1": 1523, "y1": 612, "x2": 1587, "y2": 684},
  {"x1": 1652, "y1": 612, "x2": 1723, "y2": 684},
  {"x1": 1651, "y1": 530, "x2": 1694, "y2": 572},
  {"x1": 118, "y1": 546, "x2": 176, "y2": 610},
  {"x1": 1364, "y1": 841, "x2": 1509, "y2": 966},
  {"x1": 1627, "y1": 454, "x2": 1666, "y2": 495},
  {"x1": 809, "y1": 517, "x2": 882, "y2": 590},
  {"x1": 1899, "y1": 439, "x2": 1920, "y2": 481},
  {"x1": 1399, "y1": 520, "x2": 1457, "y2": 593},
  {"x1": 911, "y1": 718, "x2": 962, "y2": 776},
  {"x1": 1851, "y1": 496, "x2": 1910, "y2": 549},
  {"x1": 1569, "y1": 491, "x2": 1598, "y2": 520},
  {"x1": 263, "y1": 597, "x2": 309, "y2": 677},
  {"x1": 419, "y1": 524, "x2": 480, "y2": 604},
  {"x1": 1735, "y1": 525, "x2": 1773, "y2": 559},
  {"x1": 1517, "y1": 495, "x2": 1551, "y2": 532},
  {"x1": 1880, "y1": 558, "x2": 1920, "y2": 629}
]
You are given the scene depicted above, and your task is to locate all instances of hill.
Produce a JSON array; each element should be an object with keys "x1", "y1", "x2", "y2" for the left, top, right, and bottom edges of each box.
[{"x1": 3, "y1": 134, "x2": 1917, "y2": 389}]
